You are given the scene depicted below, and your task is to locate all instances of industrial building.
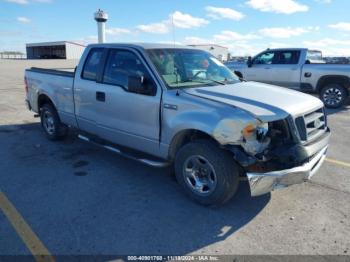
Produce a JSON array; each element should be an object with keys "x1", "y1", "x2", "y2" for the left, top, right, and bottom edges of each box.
[
  {"x1": 188, "y1": 44, "x2": 229, "y2": 62},
  {"x1": 26, "y1": 41, "x2": 86, "y2": 59}
]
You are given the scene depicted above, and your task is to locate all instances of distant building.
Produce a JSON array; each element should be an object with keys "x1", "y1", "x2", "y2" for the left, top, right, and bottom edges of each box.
[
  {"x1": 188, "y1": 44, "x2": 229, "y2": 61},
  {"x1": 26, "y1": 41, "x2": 86, "y2": 60}
]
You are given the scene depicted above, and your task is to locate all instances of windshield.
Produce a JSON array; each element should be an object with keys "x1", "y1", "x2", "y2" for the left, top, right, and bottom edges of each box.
[{"x1": 147, "y1": 48, "x2": 240, "y2": 89}]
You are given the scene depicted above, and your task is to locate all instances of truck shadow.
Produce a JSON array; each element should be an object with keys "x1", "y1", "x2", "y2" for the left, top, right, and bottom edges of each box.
[
  {"x1": 325, "y1": 103, "x2": 350, "y2": 116},
  {"x1": 0, "y1": 122, "x2": 270, "y2": 255}
]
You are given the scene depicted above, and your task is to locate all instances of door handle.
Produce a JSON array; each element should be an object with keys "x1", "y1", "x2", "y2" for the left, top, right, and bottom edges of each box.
[
  {"x1": 264, "y1": 67, "x2": 271, "y2": 69},
  {"x1": 96, "y1": 91, "x2": 105, "y2": 102}
]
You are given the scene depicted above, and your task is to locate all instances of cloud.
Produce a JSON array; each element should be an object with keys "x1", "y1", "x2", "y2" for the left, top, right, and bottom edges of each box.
[
  {"x1": 5, "y1": 0, "x2": 28, "y2": 4},
  {"x1": 205, "y1": 6, "x2": 245, "y2": 21},
  {"x1": 136, "y1": 11, "x2": 209, "y2": 34},
  {"x1": 74, "y1": 35, "x2": 97, "y2": 46},
  {"x1": 5, "y1": 0, "x2": 52, "y2": 4},
  {"x1": 33, "y1": 0, "x2": 52, "y2": 2},
  {"x1": 259, "y1": 27, "x2": 309, "y2": 38},
  {"x1": 314, "y1": 0, "x2": 331, "y2": 3},
  {"x1": 183, "y1": 36, "x2": 212, "y2": 45},
  {"x1": 303, "y1": 38, "x2": 350, "y2": 48},
  {"x1": 105, "y1": 27, "x2": 131, "y2": 35},
  {"x1": 136, "y1": 22, "x2": 170, "y2": 34},
  {"x1": 246, "y1": 0, "x2": 309, "y2": 14},
  {"x1": 0, "y1": 30, "x2": 23, "y2": 37},
  {"x1": 303, "y1": 39, "x2": 350, "y2": 56},
  {"x1": 213, "y1": 30, "x2": 259, "y2": 41},
  {"x1": 171, "y1": 11, "x2": 209, "y2": 29},
  {"x1": 329, "y1": 22, "x2": 350, "y2": 31},
  {"x1": 17, "y1": 16, "x2": 31, "y2": 23}
]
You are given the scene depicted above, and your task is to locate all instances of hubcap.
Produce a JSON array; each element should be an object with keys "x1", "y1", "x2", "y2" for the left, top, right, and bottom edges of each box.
[
  {"x1": 323, "y1": 87, "x2": 343, "y2": 106},
  {"x1": 183, "y1": 155, "x2": 217, "y2": 196},
  {"x1": 43, "y1": 111, "x2": 55, "y2": 135}
]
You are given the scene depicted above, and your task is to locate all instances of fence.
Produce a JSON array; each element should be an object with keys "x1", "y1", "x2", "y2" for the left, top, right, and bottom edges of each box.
[{"x1": 0, "y1": 53, "x2": 27, "y2": 59}]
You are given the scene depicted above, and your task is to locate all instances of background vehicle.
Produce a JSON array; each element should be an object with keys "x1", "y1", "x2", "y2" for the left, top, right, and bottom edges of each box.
[
  {"x1": 226, "y1": 48, "x2": 350, "y2": 108},
  {"x1": 25, "y1": 43, "x2": 330, "y2": 206}
]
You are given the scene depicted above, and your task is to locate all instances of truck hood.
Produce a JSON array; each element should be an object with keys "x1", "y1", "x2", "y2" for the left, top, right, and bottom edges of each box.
[{"x1": 183, "y1": 81, "x2": 323, "y2": 122}]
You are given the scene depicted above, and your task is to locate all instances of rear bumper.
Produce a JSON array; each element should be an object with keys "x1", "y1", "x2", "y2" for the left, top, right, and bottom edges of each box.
[{"x1": 247, "y1": 128, "x2": 330, "y2": 196}]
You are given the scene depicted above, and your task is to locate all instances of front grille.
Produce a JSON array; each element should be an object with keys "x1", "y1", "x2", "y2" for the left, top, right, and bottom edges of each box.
[{"x1": 295, "y1": 107, "x2": 327, "y2": 142}]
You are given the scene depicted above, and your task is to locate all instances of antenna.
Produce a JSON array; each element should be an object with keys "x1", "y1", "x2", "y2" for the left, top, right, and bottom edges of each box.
[
  {"x1": 171, "y1": 12, "x2": 180, "y2": 95},
  {"x1": 171, "y1": 13, "x2": 176, "y2": 48}
]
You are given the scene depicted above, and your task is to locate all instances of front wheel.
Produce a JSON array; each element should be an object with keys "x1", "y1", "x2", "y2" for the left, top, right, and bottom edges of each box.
[
  {"x1": 174, "y1": 140, "x2": 240, "y2": 206},
  {"x1": 320, "y1": 84, "x2": 348, "y2": 108}
]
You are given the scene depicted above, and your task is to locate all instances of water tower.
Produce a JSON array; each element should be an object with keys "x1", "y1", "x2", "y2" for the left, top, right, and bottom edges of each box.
[{"x1": 94, "y1": 9, "x2": 108, "y2": 43}]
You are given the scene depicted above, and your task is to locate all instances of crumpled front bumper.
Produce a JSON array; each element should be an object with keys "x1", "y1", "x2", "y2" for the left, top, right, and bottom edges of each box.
[{"x1": 247, "y1": 131, "x2": 329, "y2": 197}]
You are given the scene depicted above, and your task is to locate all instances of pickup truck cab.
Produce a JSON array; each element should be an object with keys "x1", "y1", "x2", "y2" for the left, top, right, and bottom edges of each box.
[
  {"x1": 227, "y1": 48, "x2": 350, "y2": 108},
  {"x1": 25, "y1": 43, "x2": 330, "y2": 206}
]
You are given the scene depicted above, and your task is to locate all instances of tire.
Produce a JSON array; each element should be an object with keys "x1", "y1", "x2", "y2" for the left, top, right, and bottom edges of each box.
[
  {"x1": 320, "y1": 84, "x2": 348, "y2": 108},
  {"x1": 174, "y1": 140, "x2": 240, "y2": 206},
  {"x1": 40, "y1": 103, "x2": 68, "y2": 140}
]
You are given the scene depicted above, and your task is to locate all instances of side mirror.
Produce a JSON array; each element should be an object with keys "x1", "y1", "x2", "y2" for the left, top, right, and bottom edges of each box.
[
  {"x1": 234, "y1": 70, "x2": 243, "y2": 80},
  {"x1": 247, "y1": 56, "x2": 253, "y2": 67},
  {"x1": 127, "y1": 75, "x2": 155, "y2": 96}
]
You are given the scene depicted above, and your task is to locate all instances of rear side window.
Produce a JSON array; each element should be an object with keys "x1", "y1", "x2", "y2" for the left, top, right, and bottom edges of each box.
[
  {"x1": 306, "y1": 51, "x2": 323, "y2": 62},
  {"x1": 274, "y1": 51, "x2": 300, "y2": 64},
  {"x1": 82, "y1": 48, "x2": 104, "y2": 81}
]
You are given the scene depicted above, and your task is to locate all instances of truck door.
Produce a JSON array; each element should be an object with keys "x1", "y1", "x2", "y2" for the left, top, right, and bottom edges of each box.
[
  {"x1": 267, "y1": 50, "x2": 301, "y2": 89},
  {"x1": 244, "y1": 50, "x2": 276, "y2": 84},
  {"x1": 74, "y1": 48, "x2": 105, "y2": 134},
  {"x1": 94, "y1": 48, "x2": 161, "y2": 156}
]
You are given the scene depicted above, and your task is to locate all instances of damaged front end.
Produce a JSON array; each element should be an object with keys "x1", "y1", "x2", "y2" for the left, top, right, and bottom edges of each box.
[{"x1": 213, "y1": 116, "x2": 330, "y2": 196}]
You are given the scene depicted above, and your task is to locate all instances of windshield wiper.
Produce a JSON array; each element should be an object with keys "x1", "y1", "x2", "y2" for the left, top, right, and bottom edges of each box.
[{"x1": 184, "y1": 78, "x2": 226, "y2": 85}]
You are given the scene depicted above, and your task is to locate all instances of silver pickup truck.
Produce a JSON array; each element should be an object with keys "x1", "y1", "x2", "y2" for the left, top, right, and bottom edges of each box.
[
  {"x1": 226, "y1": 48, "x2": 350, "y2": 108},
  {"x1": 25, "y1": 43, "x2": 330, "y2": 206}
]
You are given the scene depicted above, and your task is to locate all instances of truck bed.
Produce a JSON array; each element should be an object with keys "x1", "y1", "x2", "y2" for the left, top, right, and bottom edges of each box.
[
  {"x1": 27, "y1": 67, "x2": 75, "y2": 78},
  {"x1": 25, "y1": 67, "x2": 76, "y2": 125}
]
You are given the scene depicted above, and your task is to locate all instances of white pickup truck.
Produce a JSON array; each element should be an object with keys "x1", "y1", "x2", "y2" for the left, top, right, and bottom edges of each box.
[
  {"x1": 226, "y1": 48, "x2": 350, "y2": 108},
  {"x1": 25, "y1": 43, "x2": 330, "y2": 206}
]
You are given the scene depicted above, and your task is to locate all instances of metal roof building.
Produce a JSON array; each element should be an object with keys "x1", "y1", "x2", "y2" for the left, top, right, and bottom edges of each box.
[
  {"x1": 26, "y1": 41, "x2": 86, "y2": 60},
  {"x1": 188, "y1": 44, "x2": 229, "y2": 62}
]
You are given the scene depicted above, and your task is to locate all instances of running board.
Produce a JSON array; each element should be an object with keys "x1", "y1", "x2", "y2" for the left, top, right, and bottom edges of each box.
[{"x1": 78, "y1": 134, "x2": 169, "y2": 168}]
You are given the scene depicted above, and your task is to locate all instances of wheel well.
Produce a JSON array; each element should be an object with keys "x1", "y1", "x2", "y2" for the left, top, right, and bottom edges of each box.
[
  {"x1": 168, "y1": 129, "x2": 217, "y2": 161},
  {"x1": 317, "y1": 75, "x2": 350, "y2": 95},
  {"x1": 37, "y1": 94, "x2": 54, "y2": 111}
]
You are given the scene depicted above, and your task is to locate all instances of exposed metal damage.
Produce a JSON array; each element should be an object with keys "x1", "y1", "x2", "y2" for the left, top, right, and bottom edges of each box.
[{"x1": 212, "y1": 118, "x2": 271, "y2": 157}]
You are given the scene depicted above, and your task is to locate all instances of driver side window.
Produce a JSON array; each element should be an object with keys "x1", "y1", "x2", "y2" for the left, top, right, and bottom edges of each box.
[
  {"x1": 253, "y1": 51, "x2": 275, "y2": 65},
  {"x1": 103, "y1": 49, "x2": 156, "y2": 96}
]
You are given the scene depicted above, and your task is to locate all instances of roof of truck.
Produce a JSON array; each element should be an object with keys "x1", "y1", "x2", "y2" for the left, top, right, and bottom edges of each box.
[
  {"x1": 87, "y1": 42, "x2": 194, "y2": 50},
  {"x1": 265, "y1": 47, "x2": 321, "y2": 52}
]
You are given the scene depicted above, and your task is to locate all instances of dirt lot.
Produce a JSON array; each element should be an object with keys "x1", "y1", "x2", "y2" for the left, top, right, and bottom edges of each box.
[{"x1": 0, "y1": 59, "x2": 349, "y2": 257}]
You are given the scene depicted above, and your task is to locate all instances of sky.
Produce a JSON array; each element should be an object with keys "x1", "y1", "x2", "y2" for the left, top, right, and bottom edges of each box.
[{"x1": 1, "y1": 0, "x2": 350, "y2": 56}]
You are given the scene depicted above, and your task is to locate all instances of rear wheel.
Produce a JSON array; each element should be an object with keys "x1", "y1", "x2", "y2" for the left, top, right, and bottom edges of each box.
[
  {"x1": 320, "y1": 84, "x2": 347, "y2": 108},
  {"x1": 174, "y1": 140, "x2": 239, "y2": 206},
  {"x1": 40, "y1": 103, "x2": 68, "y2": 140}
]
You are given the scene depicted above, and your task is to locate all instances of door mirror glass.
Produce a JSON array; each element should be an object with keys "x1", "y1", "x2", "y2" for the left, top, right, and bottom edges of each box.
[{"x1": 127, "y1": 74, "x2": 155, "y2": 96}]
